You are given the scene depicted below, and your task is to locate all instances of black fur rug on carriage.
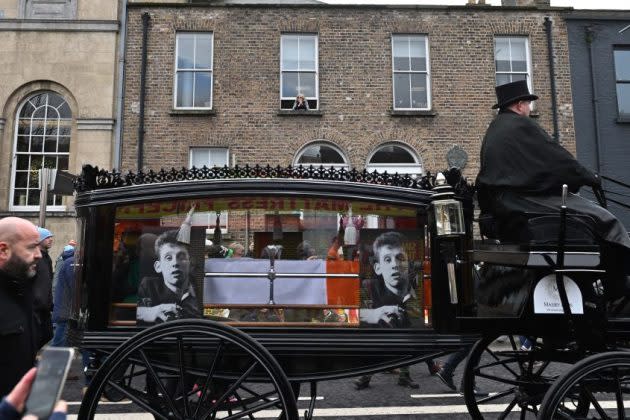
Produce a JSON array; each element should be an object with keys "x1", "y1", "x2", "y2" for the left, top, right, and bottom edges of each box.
[{"x1": 475, "y1": 264, "x2": 534, "y2": 317}]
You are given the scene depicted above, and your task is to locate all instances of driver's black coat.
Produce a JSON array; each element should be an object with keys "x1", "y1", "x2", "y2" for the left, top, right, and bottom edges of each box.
[{"x1": 476, "y1": 110, "x2": 630, "y2": 249}]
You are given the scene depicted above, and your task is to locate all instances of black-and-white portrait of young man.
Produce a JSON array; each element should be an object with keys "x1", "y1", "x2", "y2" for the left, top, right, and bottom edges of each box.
[
  {"x1": 136, "y1": 230, "x2": 200, "y2": 326},
  {"x1": 359, "y1": 231, "x2": 420, "y2": 328}
]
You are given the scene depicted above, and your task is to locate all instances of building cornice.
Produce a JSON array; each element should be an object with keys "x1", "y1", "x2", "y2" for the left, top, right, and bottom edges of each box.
[
  {"x1": 0, "y1": 19, "x2": 119, "y2": 32},
  {"x1": 127, "y1": 2, "x2": 569, "y2": 12}
]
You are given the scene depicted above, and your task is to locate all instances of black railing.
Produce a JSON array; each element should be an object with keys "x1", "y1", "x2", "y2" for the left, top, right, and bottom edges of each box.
[{"x1": 75, "y1": 164, "x2": 475, "y2": 198}]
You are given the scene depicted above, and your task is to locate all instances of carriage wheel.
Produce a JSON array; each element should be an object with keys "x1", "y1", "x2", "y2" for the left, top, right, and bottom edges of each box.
[
  {"x1": 538, "y1": 351, "x2": 630, "y2": 419},
  {"x1": 462, "y1": 335, "x2": 579, "y2": 419},
  {"x1": 79, "y1": 319, "x2": 298, "y2": 420}
]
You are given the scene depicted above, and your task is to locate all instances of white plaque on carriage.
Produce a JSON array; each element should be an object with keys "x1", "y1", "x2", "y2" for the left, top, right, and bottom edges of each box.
[{"x1": 533, "y1": 274, "x2": 584, "y2": 315}]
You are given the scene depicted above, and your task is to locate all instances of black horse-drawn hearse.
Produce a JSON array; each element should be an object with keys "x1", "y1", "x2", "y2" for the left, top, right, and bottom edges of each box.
[{"x1": 70, "y1": 164, "x2": 630, "y2": 419}]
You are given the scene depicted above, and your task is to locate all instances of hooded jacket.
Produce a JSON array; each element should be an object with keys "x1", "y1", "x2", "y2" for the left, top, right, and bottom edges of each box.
[{"x1": 52, "y1": 255, "x2": 75, "y2": 323}]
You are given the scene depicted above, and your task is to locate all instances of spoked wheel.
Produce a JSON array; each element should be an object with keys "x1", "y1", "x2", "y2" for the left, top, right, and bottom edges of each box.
[
  {"x1": 462, "y1": 335, "x2": 580, "y2": 419},
  {"x1": 538, "y1": 351, "x2": 630, "y2": 419},
  {"x1": 79, "y1": 319, "x2": 298, "y2": 420}
]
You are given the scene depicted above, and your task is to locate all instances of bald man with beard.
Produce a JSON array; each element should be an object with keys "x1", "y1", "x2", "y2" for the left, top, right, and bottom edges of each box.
[{"x1": 0, "y1": 217, "x2": 43, "y2": 396}]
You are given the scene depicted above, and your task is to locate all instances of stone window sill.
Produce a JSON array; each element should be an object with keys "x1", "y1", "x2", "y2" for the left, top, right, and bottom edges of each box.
[
  {"x1": 616, "y1": 116, "x2": 630, "y2": 124},
  {"x1": 277, "y1": 110, "x2": 323, "y2": 116},
  {"x1": 0, "y1": 211, "x2": 75, "y2": 218},
  {"x1": 390, "y1": 110, "x2": 437, "y2": 117},
  {"x1": 169, "y1": 109, "x2": 216, "y2": 116}
]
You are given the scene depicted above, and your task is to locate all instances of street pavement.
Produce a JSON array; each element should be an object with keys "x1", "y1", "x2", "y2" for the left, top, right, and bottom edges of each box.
[
  {"x1": 60, "y1": 356, "x2": 480, "y2": 419},
  {"x1": 61, "y1": 341, "x2": 627, "y2": 419}
]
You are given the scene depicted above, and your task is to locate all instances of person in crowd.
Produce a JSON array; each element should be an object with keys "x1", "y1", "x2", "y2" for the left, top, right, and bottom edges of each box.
[
  {"x1": 326, "y1": 236, "x2": 343, "y2": 261},
  {"x1": 433, "y1": 346, "x2": 488, "y2": 397},
  {"x1": 296, "y1": 241, "x2": 318, "y2": 260},
  {"x1": 51, "y1": 243, "x2": 74, "y2": 309},
  {"x1": 34, "y1": 227, "x2": 54, "y2": 347},
  {"x1": 476, "y1": 80, "x2": 630, "y2": 293},
  {"x1": 0, "y1": 368, "x2": 67, "y2": 420},
  {"x1": 0, "y1": 217, "x2": 42, "y2": 396},
  {"x1": 354, "y1": 231, "x2": 425, "y2": 389},
  {"x1": 260, "y1": 245, "x2": 283, "y2": 260},
  {"x1": 49, "y1": 247, "x2": 94, "y2": 394},
  {"x1": 52, "y1": 241, "x2": 75, "y2": 296},
  {"x1": 207, "y1": 244, "x2": 230, "y2": 259},
  {"x1": 51, "y1": 249, "x2": 76, "y2": 348},
  {"x1": 112, "y1": 232, "x2": 158, "y2": 303},
  {"x1": 434, "y1": 348, "x2": 470, "y2": 392},
  {"x1": 292, "y1": 93, "x2": 309, "y2": 110},
  {"x1": 228, "y1": 242, "x2": 245, "y2": 258},
  {"x1": 245, "y1": 242, "x2": 255, "y2": 258},
  {"x1": 136, "y1": 230, "x2": 199, "y2": 325}
]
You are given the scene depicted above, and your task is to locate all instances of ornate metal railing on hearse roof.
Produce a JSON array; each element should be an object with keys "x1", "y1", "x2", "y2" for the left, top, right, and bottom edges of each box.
[{"x1": 74, "y1": 164, "x2": 475, "y2": 198}]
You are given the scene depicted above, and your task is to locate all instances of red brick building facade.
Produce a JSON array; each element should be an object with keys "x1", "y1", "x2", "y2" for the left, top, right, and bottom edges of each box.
[{"x1": 121, "y1": 1, "x2": 574, "y2": 181}]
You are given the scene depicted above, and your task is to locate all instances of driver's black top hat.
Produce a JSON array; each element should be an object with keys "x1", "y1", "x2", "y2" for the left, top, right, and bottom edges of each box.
[{"x1": 492, "y1": 80, "x2": 539, "y2": 109}]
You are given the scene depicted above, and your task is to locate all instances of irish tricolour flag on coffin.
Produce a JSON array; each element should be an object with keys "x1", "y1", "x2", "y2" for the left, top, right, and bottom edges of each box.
[{"x1": 203, "y1": 259, "x2": 359, "y2": 306}]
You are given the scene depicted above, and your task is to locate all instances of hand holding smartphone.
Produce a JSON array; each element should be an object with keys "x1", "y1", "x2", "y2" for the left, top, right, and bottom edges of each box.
[{"x1": 25, "y1": 347, "x2": 74, "y2": 420}]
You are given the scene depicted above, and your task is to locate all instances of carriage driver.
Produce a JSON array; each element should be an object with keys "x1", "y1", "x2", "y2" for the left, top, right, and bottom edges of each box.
[
  {"x1": 476, "y1": 80, "x2": 630, "y2": 293},
  {"x1": 136, "y1": 230, "x2": 200, "y2": 325}
]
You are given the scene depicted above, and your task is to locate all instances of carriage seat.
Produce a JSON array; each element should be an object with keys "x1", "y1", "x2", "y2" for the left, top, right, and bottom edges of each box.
[{"x1": 478, "y1": 212, "x2": 598, "y2": 246}]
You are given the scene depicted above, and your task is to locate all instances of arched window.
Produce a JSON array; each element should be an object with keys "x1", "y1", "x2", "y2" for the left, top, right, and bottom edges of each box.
[
  {"x1": 294, "y1": 142, "x2": 349, "y2": 169},
  {"x1": 11, "y1": 92, "x2": 71, "y2": 210},
  {"x1": 366, "y1": 143, "x2": 422, "y2": 176}
]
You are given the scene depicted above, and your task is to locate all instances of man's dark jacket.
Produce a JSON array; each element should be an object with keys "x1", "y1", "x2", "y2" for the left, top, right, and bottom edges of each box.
[
  {"x1": 33, "y1": 249, "x2": 54, "y2": 346},
  {"x1": 0, "y1": 270, "x2": 39, "y2": 396},
  {"x1": 477, "y1": 110, "x2": 599, "y2": 196},
  {"x1": 476, "y1": 110, "x2": 630, "y2": 250}
]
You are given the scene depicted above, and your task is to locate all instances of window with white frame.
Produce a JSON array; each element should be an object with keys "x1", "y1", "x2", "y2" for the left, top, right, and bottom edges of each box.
[
  {"x1": 392, "y1": 34, "x2": 430, "y2": 110},
  {"x1": 190, "y1": 147, "x2": 229, "y2": 169},
  {"x1": 614, "y1": 47, "x2": 630, "y2": 119},
  {"x1": 366, "y1": 143, "x2": 422, "y2": 176},
  {"x1": 494, "y1": 36, "x2": 531, "y2": 86},
  {"x1": 175, "y1": 32, "x2": 213, "y2": 109},
  {"x1": 294, "y1": 142, "x2": 349, "y2": 169},
  {"x1": 189, "y1": 147, "x2": 229, "y2": 232},
  {"x1": 280, "y1": 34, "x2": 318, "y2": 110},
  {"x1": 11, "y1": 92, "x2": 71, "y2": 210}
]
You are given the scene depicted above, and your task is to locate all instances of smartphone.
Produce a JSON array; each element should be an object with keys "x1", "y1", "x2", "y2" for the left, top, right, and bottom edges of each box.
[{"x1": 25, "y1": 347, "x2": 75, "y2": 419}]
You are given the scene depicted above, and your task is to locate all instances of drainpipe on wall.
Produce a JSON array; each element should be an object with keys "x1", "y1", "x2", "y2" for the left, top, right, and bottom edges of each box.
[
  {"x1": 585, "y1": 26, "x2": 602, "y2": 174},
  {"x1": 544, "y1": 17, "x2": 559, "y2": 142},
  {"x1": 113, "y1": 0, "x2": 128, "y2": 170},
  {"x1": 138, "y1": 12, "x2": 150, "y2": 171}
]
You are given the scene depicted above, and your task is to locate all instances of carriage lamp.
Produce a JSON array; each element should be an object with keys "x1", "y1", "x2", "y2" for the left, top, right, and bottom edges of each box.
[
  {"x1": 431, "y1": 173, "x2": 465, "y2": 237},
  {"x1": 430, "y1": 173, "x2": 465, "y2": 305}
]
